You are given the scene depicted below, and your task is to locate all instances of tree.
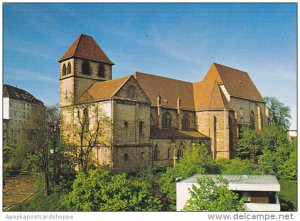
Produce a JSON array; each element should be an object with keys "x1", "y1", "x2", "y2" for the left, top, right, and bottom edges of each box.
[
  {"x1": 216, "y1": 158, "x2": 262, "y2": 175},
  {"x1": 160, "y1": 144, "x2": 220, "y2": 210},
  {"x1": 64, "y1": 94, "x2": 110, "y2": 173},
  {"x1": 12, "y1": 105, "x2": 74, "y2": 196},
  {"x1": 182, "y1": 176, "x2": 244, "y2": 212},
  {"x1": 264, "y1": 97, "x2": 291, "y2": 130},
  {"x1": 236, "y1": 127, "x2": 261, "y2": 164},
  {"x1": 258, "y1": 126, "x2": 292, "y2": 176},
  {"x1": 61, "y1": 168, "x2": 162, "y2": 211},
  {"x1": 278, "y1": 140, "x2": 297, "y2": 180}
]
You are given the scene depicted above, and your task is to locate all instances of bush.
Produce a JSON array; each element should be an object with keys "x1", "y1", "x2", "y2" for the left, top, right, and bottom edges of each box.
[
  {"x1": 61, "y1": 168, "x2": 162, "y2": 211},
  {"x1": 216, "y1": 158, "x2": 262, "y2": 175},
  {"x1": 182, "y1": 176, "x2": 244, "y2": 211}
]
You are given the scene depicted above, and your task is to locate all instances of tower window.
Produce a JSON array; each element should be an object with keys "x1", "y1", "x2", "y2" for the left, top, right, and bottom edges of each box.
[
  {"x1": 167, "y1": 148, "x2": 171, "y2": 159},
  {"x1": 177, "y1": 148, "x2": 183, "y2": 160},
  {"x1": 162, "y1": 112, "x2": 172, "y2": 128},
  {"x1": 82, "y1": 61, "x2": 90, "y2": 75},
  {"x1": 98, "y1": 64, "x2": 105, "y2": 77},
  {"x1": 67, "y1": 62, "x2": 71, "y2": 75},
  {"x1": 62, "y1": 64, "x2": 67, "y2": 76}
]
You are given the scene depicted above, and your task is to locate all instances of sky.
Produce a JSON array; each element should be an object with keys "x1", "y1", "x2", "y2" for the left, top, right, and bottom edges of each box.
[{"x1": 3, "y1": 3, "x2": 297, "y2": 130}]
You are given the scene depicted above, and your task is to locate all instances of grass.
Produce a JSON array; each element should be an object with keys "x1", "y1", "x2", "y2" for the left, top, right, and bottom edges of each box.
[
  {"x1": 278, "y1": 179, "x2": 297, "y2": 211},
  {"x1": 9, "y1": 191, "x2": 66, "y2": 211}
]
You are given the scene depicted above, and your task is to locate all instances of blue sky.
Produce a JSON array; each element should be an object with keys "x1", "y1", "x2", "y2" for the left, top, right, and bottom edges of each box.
[{"x1": 3, "y1": 3, "x2": 297, "y2": 130}]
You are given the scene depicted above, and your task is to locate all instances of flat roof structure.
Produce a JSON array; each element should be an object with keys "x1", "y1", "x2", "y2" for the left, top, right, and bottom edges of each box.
[{"x1": 180, "y1": 174, "x2": 280, "y2": 192}]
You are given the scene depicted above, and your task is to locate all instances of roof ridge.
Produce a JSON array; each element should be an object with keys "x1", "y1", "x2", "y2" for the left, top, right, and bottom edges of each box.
[
  {"x1": 213, "y1": 63, "x2": 247, "y2": 74},
  {"x1": 73, "y1": 34, "x2": 82, "y2": 57},
  {"x1": 134, "y1": 71, "x2": 193, "y2": 84},
  {"x1": 110, "y1": 75, "x2": 133, "y2": 97}
]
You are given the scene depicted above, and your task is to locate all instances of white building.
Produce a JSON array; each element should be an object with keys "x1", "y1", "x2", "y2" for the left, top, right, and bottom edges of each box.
[
  {"x1": 3, "y1": 84, "x2": 44, "y2": 146},
  {"x1": 176, "y1": 174, "x2": 280, "y2": 211}
]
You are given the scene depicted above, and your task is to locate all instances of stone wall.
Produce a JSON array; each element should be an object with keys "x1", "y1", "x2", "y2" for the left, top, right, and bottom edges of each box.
[
  {"x1": 196, "y1": 110, "x2": 235, "y2": 159},
  {"x1": 230, "y1": 97, "x2": 267, "y2": 131}
]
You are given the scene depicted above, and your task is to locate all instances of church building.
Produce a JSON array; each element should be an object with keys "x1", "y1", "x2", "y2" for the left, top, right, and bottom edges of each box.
[{"x1": 59, "y1": 34, "x2": 267, "y2": 172}]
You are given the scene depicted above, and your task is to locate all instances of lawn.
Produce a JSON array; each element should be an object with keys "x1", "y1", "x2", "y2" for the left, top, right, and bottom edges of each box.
[
  {"x1": 9, "y1": 191, "x2": 66, "y2": 211},
  {"x1": 278, "y1": 179, "x2": 297, "y2": 211}
]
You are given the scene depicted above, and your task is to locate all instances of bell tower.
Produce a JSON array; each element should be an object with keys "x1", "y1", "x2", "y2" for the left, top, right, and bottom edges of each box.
[{"x1": 58, "y1": 34, "x2": 114, "y2": 107}]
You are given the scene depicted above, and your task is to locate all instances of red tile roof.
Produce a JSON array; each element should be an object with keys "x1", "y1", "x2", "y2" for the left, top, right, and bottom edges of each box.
[
  {"x1": 133, "y1": 72, "x2": 195, "y2": 111},
  {"x1": 204, "y1": 63, "x2": 264, "y2": 102},
  {"x1": 80, "y1": 76, "x2": 131, "y2": 102},
  {"x1": 193, "y1": 80, "x2": 232, "y2": 111},
  {"x1": 58, "y1": 34, "x2": 114, "y2": 64}
]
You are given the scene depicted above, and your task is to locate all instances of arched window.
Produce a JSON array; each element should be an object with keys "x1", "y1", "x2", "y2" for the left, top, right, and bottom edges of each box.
[
  {"x1": 124, "y1": 153, "x2": 128, "y2": 161},
  {"x1": 62, "y1": 64, "x2": 66, "y2": 76},
  {"x1": 250, "y1": 111, "x2": 256, "y2": 129},
  {"x1": 141, "y1": 152, "x2": 144, "y2": 159},
  {"x1": 67, "y1": 62, "x2": 71, "y2": 75},
  {"x1": 182, "y1": 114, "x2": 190, "y2": 130},
  {"x1": 98, "y1": 64, "x2": 105, "y2": 77},
  {"x1": 153, "y1": 145, "x2": 158, "y2": 161},
  {"x1": 82, "y1": 61, "x2": 90, "y2": 75},
  {"x1": 177, "y1": 148, "x2": 183, "y2": 160},
  {"x1": 167, "y1": 148, "x2": 171, "y2": 159},
  {"x1": 162, "y1": 112, "x2": 172, "y2": 128},
  {"x1": 139, "y1": 121, "x2": 143, "y2": 136},
  {"x1": 150, "y1": 114, "x2": 155, "y2": 128}
]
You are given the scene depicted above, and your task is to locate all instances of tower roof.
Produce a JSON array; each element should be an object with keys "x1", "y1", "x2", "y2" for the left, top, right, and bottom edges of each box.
[{"x1": 58, "y1": 34, "x2": 114, "y2": 65}]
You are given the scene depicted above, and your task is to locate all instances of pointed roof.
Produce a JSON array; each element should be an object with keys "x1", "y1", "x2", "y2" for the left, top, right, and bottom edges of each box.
[
  {"x1": 204, "y1": 63, "x2": 264, "y2": 102},
  {"x1": 58, "y1": 34, "x2": 114, "y2": 65},
  {"x1": 80, "y1": 76, "x2": 130, "y2": 102},
  {"x1": 193, "y1": 80, "x2": 232, "y2": 111},
  {"x1": 133, "y1": 72, "x2": 195, "y2": 110}
]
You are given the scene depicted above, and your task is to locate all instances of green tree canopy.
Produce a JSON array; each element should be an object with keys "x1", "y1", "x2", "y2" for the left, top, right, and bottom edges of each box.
[
  {"x1": 264, "y1": 97, "x2": 291, "y2": 130},
  {"x1": 183, "y1": 176, "x2": 244, "y2": 211},
  {"x1": 159, "y1": 144, "x2": 220, "y2": 210},
  {"x1": 61, "y1": 168, "x2": 162, "y2": 211}
]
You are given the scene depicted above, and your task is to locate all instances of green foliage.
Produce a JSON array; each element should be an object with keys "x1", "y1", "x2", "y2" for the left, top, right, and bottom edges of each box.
[
  {"x1": 278, "y1": 141, "x2": 297, "y2": 180},
  {"x1": 159, "y1": 144, "x2": 220, "y2": 210},
  {"x1": 264, "y1": 97, "x2": 291, "y2": 131},
  {"x1": 216, "y1": 158, "x2": 262, "y2": 175},
  {"x1": 10, "y1": 191, "x2": 66, "y2": 211},
  {"x1": 236, "y1": 127, "x2": 261, "y2": 163},
  {"x1": 258, "y1": 126, "x2": 292, "y2": 176},
  {"x1": 61, "y1": 168, "x2": 162, "y2": 211},
  {"x1": 278, "y1": 179, "x2": 297, "y2": 211},
  {"x1": 183, "y1": 176, "x2": 244, "y2": 211}
]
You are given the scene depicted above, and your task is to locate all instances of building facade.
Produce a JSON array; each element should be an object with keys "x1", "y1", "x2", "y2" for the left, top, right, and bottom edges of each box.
[
  {"x1": 3, "y1": 84, "x2": 44, "y2": 146},
  {"x1": 176, "y1": 174, "x2": 281, "y2": 211},
  {"x1": 59, "y1": 34, "x2": 267, "y2": 172}
]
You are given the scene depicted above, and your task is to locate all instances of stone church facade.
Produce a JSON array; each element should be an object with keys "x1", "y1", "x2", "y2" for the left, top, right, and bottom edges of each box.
[{"x1": 59, "y1": 34, "x2": 267, "y2": 172}]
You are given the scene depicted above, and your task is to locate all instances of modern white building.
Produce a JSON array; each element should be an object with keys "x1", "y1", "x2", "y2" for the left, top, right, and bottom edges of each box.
[
  {"x1": 176, "y1": 174, "x2": 280, "y2": 211},
  {"x1": 3, "y1": 84, "x2": 44, "y2": 146}
]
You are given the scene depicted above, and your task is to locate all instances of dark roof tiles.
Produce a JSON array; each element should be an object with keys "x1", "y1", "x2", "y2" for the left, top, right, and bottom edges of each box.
[
  {"x1": 58, "y1": 34, "x2": 114, "y2": 64},
  {"x1": 3, "y1": 84, "x2": 44, "y2": 105}
]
